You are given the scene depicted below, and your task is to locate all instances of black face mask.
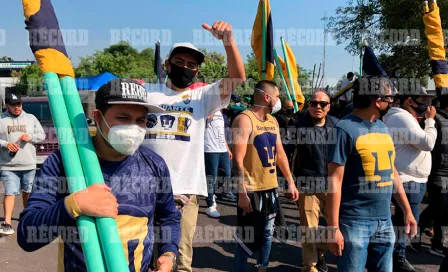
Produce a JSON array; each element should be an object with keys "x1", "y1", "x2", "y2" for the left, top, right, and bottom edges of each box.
[
  {"x1": 285, "y1": 108, "x2": 294, "y2": 116},
  {"x1": 411, "y1": 100, "x2": 428, "y2": 116},
  {"x1": 167, "y1": 62, "x2": 196, "y2": 89},
  {"x1": 379, "y1": 104, "x2": 391, "y2": 119}
]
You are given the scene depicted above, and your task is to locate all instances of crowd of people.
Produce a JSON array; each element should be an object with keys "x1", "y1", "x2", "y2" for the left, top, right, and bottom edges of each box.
[{"x1": 0, "y1": 20, "x2": 446, "y2": 272}]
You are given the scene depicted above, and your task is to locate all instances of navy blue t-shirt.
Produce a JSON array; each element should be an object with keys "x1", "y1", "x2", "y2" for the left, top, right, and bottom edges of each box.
[
  {"x1": 17, "y1": 146, "x2": 181, "y2": 272},
  {"x1": 328, "y1": 114, "x2": 395, "y2": 220}
]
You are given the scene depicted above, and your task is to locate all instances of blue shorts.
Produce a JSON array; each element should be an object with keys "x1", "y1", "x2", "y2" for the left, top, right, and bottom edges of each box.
[{"x1": 1, "y1": 170, "x2": 36, "y2": 196}]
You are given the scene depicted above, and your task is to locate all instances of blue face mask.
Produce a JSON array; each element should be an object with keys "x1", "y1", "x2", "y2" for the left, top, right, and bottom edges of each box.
[{"x1": 395, "y1": 73, "x2": 400, "y2": 78}]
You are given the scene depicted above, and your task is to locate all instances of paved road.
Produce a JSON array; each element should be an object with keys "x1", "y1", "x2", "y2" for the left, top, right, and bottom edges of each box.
[{"x1": 0, "y1": 194, "x2": 443, "y2": 271}]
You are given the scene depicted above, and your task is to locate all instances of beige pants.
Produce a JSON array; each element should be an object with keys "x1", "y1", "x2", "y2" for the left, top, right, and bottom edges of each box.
[
  {"x1": 298, "y1": 193, "x2": 328, "y2": 272},
  {"x1": 176, "y1": 195, "x2": 199, "y2": 272}
]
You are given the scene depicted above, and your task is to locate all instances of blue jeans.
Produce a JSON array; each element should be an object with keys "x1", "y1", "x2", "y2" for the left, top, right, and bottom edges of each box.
[
  {"x1": 338, "y1": 218, "x2": 395, "y2": 272},
  {"x1": 392, "y1": 182, "x2": 426, "y2": 261},
  {"x1": 1, "y1": 170, "x2": 36, "y2": 196},
  {"x1": 233, "y1": 215, "x2": 275, "y2": 271},
  {"x1": 204, "y1": 152, "x2": 231, "y2": 207}
]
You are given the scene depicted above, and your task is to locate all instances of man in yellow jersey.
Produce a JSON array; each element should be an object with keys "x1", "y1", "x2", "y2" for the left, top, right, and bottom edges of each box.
[{"x1": 231, "y1": 80, "x2": 299, "y2": 271}]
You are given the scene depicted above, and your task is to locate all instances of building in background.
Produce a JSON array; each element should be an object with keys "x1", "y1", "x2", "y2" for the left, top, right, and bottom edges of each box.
[{"x1": 0, "y1": 61, "x2": 35, "y2": 105}]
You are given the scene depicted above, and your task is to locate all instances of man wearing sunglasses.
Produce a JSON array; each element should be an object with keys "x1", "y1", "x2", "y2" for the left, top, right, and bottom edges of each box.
[
  {"x1": 0, "y1": 91, "x2": 45, "y2": 235},
  {"x1": 383, "y1": 87, "x2": 437, "y2": 272},
  {"x1": 326, "y1": 76, "x2": 417, "y2": 272},
  {"x1": 293, "y1": 91, "x2": 338, "y2": 272}
]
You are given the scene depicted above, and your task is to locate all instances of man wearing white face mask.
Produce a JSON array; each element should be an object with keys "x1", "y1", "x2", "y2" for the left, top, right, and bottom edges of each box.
[
  {"x1": 18, "y1": 79, "x2": 182, "y2": 272},
  {"x1": 232, "y1": 80, "x2": 299, "y2": 271}
]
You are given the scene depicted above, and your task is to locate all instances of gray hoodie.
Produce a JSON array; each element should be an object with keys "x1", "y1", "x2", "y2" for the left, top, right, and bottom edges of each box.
[{"x1": 0, "y1": 110, "x2": 46, "y2": 171}]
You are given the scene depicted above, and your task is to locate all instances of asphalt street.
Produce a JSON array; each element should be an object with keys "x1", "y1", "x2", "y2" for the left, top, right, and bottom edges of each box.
[{"x1": 0, "y1": 194, "x2": 443, "y2": 271}]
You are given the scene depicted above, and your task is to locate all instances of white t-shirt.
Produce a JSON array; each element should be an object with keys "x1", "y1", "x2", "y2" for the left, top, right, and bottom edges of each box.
[
  {"x1": 144, "y1": 80, "x2": 230, "y2": 196},
  {"x1": 204, "y1": 111, "x2": 228, "y2": 153},
  {"x1": 339, "y1": 78, "x2": 353, "y2": 101}
]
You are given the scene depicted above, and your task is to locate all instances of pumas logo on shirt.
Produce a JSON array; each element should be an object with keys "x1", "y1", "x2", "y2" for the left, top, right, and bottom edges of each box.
[
  {"x1": 146, "y1": 114, "x2": 158, "y2": 128},
  {"x1": 182, "y1": 94, "x2": 191, "y2": 104}
]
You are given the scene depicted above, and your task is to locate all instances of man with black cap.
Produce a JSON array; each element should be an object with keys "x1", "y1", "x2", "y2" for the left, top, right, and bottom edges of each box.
[
  {"x1": 0, "y1": 91, "x2": 45, "y2": 235},
  {"x1": 17, "y1": 79, "x2": 181, "y2": 272},
  {"x1": 144, "y1": 20, "x2": 245, "y2": 272}
]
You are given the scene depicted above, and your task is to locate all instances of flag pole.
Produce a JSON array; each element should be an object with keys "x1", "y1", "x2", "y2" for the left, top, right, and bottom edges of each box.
[
  {"x1": 261, "y1": 0, "x2": 267, "y2": 80},
  {"x1": 280, "y1": 37, "x2": 299, "y2": 112},
  {"x1": 273, "y1": 48, "x2": 292, "y2": 102}
]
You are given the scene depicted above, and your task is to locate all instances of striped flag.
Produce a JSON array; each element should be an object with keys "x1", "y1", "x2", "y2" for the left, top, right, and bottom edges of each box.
[
  {"x1": 277, "y1": 41, "x2": 305, "y2": 110},
  {"x1": 252, "y1": 0, "x2": 275, "y2": 80},
  {"x1": 22, "y1": 0, "x2": 75, "y2": 77},
  {"x1": 423, "y1": 1, "x2": 448, "y2": 96}
]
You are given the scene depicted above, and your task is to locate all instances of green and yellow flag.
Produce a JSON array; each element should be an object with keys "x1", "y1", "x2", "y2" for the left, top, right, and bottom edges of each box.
[
  {"x1": 277, "y1": 41, "x2": 305, "y2": 110},
  {"x1": 252, "y1": 0, "x2": 275, "y2": 80}
]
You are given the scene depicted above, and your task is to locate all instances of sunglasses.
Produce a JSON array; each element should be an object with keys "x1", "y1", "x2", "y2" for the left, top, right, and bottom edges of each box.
[
  {"x1": 309, "y1": 101, "x2": 330, "y2": 108},
  {"x1": 380, "y1": 95, "x2": 395, "y2": 103}
]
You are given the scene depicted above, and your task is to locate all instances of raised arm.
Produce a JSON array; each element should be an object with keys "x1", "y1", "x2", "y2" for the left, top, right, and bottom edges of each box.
[{"x1": 202, "y1": 21, "x2": 246, "y2": 100}]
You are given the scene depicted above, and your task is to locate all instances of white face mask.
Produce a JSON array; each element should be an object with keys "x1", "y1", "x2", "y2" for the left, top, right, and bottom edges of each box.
[
  {"x1": 97, "y1": 113, "x2": 146, "y2": 156},
  {"x1": 254, "y1": 88, "x2": 282, "y2": 114}
]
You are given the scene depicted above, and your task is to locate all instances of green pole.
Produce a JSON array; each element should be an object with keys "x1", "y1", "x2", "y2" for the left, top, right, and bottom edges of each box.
[
  {"x1": 59, "y1": 76, "x2": 129, "y2": 272},
  {"x1": 280, "y1": 37, "x2": 299, "y2": 112},
  {"x1": 44, "y1": 73, "x2": 106, "y2": 272},
  {"x1": 261, "y1": 0, "x2": 267, "y2": 80},
  {"x1": 273, "y1": 48, "x2": 292, "y2": 102}
]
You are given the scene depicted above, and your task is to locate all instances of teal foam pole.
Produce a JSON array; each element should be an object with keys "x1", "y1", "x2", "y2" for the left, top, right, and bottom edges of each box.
[
  {"x1": 43, "y1": 73, "x2": 106, "y2": 272},
  {"x1": 59, "y1": 76, "x2": 129, "y2": 272},
  {"x1": 273, "y1": 48, "x2": 293, "y2": 102},
  {"x1": 280, "y1": 37, "x2": 299, "y2": 112}
]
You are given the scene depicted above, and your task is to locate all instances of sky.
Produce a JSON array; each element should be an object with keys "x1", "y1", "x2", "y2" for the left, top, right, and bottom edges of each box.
[{"x1": 0, "y1": 0, "x2": 358, "y2": 88}]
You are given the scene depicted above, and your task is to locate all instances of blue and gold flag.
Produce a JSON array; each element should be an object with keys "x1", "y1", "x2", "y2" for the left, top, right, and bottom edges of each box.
[
  {"x1": 423, "y1": 0, "x2": 448, "y2": 96},
  {"x1": 22, "y1": 0, "x2": 75, "y2": 77}
]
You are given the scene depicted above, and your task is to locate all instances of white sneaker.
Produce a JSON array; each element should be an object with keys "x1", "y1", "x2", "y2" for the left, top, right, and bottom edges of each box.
[{"x1": 206, "y1": 206, "x2": 221, "y2": 218}]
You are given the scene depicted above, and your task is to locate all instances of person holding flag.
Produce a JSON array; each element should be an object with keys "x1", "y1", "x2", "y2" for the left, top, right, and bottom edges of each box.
[{"x1": 17, "y1": 1, "x2": 182, "y2": 272}]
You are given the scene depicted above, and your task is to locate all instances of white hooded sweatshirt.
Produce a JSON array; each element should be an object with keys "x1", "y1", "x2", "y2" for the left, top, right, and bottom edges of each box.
[{"x1": 383, "y1": 107, "x2": 437, "y2": 183}]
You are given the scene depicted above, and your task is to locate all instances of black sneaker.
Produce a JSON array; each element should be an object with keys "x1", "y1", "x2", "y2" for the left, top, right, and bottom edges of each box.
[
  {"x1": 0, "y1": 223, "x2": 14, "y2": 235},
  {"x1": 429, "y1": 246, "x2": 445, "y2": 257},
  {"x1": 408, "y1": 241, "x2": 421, "y2": 253},
  {"x1": 221, "y1": 191, "x2": 237, "y2": 202},
  {"x1": 394, "y1": 259, "x2": 422, "y2": 272},
  {"x1": 317, "y1": 255, "x2": 328, "y2": 272}
]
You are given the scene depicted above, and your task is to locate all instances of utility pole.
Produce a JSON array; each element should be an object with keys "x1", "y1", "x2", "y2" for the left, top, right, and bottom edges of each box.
[{"x1": 322, "y1": 12, "x2": 327, "y2": 89}]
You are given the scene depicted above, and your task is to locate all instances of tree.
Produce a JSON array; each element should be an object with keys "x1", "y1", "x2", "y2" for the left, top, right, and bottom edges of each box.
[
  {"x1": 15, "y1": 64, "x2": 43, "y2": 95},
  {"x1": 326, "y1": 0, "x2": 383, "y2": 55},
  {"x1": 75, "y1": 41, "x2": 156, "y2": 81},
  {"x1": 326, "y1": 0, "x2": 448, "y2": 87},
  {"x1": 197, "y1": 49, "x2": 227, "y2": 83}
]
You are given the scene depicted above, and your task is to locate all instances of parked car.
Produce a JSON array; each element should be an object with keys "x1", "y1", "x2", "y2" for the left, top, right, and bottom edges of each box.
[{"x1": 21, "y1": 95, "x2": 96, "y2": 167}]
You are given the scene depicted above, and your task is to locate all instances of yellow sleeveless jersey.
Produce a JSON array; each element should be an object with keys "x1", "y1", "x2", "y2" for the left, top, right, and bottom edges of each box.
[{"x1": 241, "y1": 110, "x2": 279, "y2": 191}]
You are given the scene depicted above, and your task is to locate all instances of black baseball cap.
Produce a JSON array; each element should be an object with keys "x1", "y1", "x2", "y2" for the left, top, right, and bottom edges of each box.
[
  {"x1": 95, "y1": 78, "x2": 164, "y2": 113},
  {"x1": 5, "y1": 92, "x2": 22, "y2": 104}
]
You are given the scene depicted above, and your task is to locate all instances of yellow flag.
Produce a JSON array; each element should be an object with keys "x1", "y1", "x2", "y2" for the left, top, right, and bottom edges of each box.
[
  {"x1": 277, "y1": 41, "x2": 305, "y2": 110},
  {"x1": 252, "y1": 0, "x2": 275, "y2": 80},
  {"x1": 423, "y1": 0, "x2": 448, "y2": 93}
]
